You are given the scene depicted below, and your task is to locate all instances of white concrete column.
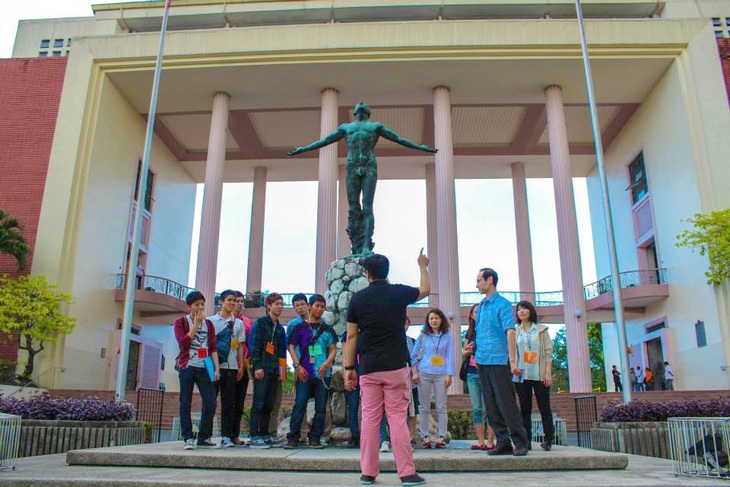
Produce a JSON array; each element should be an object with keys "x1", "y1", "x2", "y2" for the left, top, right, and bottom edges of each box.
[
  {"x1": 315, "y1": 88, "x2": 339, "y2": 294},
  {"x1": 246, "y1": 166, "x2": 267, "y2": 294},
  {"x1": 425, "y1": 163, "x2": 439, "y2": 307},
  {"x1": 196, "y1": 91, "x2": 230, "y2": 314},
  {"x1": 433, "y1": 86, "x2": 462, "y2": 394},
  {"x1": 511, "y1": 162, "x2": 536, "y2": 298},
  {"x1": 545, "y1": 85, "x2": 591, "y2": 393},
  {"x1": 338, "y1": 164, "x2": 349, "y2": 257}
]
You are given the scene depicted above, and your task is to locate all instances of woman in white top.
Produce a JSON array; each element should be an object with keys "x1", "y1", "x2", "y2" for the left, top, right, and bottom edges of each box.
[
  {"x1": 411, "y1": 308, "x2": 454, "y2": 448},
  {"x1": 513, "y1": 300, "x2": 554, "y2": 451}
]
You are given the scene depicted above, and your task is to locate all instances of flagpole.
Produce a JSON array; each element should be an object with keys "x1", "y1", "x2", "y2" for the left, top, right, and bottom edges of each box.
[
  {"x1": 116, "y1": 0, "x2": 173, "y2": 401},
  {"x1": 574, "y1": 0, "x2": 632, "y2": 403}
]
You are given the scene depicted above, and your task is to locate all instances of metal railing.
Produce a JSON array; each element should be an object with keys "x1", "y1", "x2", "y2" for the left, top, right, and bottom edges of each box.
[
  {"x1": 116, "y1": 273, "x2": 194, "y2": 302},
  {"x1": 0, "y1": 413, "x2": 21, "y2": 471},
  {"x1": 668, "y1": 417, "x2": 730, "y2": 479},
  {"x1": 136, "y1": 388, "x2": 164, "y2": 443},
  {"x1": 575, "y1": 395, "x2": 598, "y2": 448},
  {"x1": 6, "y1": 366, "x2": 65, "y2": 398}
]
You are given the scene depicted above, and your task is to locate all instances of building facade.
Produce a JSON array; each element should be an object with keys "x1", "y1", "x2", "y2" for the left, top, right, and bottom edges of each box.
[{"x1": 1, "y1": 0, "x2": 729, "y2": 393}]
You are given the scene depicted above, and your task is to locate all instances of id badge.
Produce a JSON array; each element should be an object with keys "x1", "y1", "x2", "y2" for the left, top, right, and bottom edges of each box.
[
  {"x1": 309, "y1": 345, "x2": 323, "y2": 356},
  {"x1": 310, "y1": 355, "x2": 316, "y2": 364},
  {"x1": 265, "y1": 341, "x2": 275, "y2": 355},
  {"x1": 431, "y1": 355, "x2": 444, "y2": 366},
  {"x1": 231, "y1": 338, "x2": 239, "y2": 351},
  {"x1": 523, "y1": 351, "x2": 538, "y2": 363},
  {"x1": 197, "y1": 347, "x2": 208, "y2": 359},
  {"x1": 469, "y1": 356, "x2": 476, "y2": 367}
]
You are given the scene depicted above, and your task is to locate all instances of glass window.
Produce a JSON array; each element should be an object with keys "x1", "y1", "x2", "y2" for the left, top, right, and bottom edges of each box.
[
  {"x1": 646, "y1": 322, "x2": 665, "y2": 334},
  {"x1": 51, "y1": 51, "x2": 62, "y2": 57},
  {"x1": 67, "y1": 38, "x2": 72, "y2": 46},
  {"x1": 695, "y1": 320, "x2": 707, "y2": 348},
  {"x1": 40, "y1": 39, "x2": 50, "y2": 48},
  {"x1": 39, "y1": 51, "x2": 48, "y2": 57},
  {"x1": 712, "y1": 17, "x2": 721, "y2": 27},
  {"x1": 628, "y1": 152, "x2": 649, "y2": 204},
  {"x1": 53, "y1": 39, "x2": 64, "y2": 48},
  {"x1": 134, "y1": 160, "x2": 155, "y2": 212}
]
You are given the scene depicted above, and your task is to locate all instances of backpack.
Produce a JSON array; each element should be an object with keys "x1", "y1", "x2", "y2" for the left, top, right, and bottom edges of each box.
[{"x1": 216, "y1": 321, "x2": 234, "y2": 364}]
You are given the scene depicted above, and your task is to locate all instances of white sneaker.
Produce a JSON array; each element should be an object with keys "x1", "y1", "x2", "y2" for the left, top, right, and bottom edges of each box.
[
  {"x1": 380, "y1": 440, "x2": 391, "y2": 452},
  {"x1": 183, "y1": 438, "x2": 196, "y2": 450},
  {"x1": 221, "y1": 437, "x2": 235, "y2": 448}
]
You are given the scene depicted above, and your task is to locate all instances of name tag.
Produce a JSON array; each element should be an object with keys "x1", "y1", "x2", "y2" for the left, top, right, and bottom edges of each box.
[
  {"x1": 265, "y1": 341, "x2": 275, "y2": 356},
  {"x1": 469, "y1": 356, "x2": 476, "y2": 367},
  {"x1": 309, "y1": 345, "x2": 323, "y2": 356},
  {"x1": 197, "y1": 347, "x2": 208, "y2": 359},
  {"x1": 231, "y1": 338, "x2": 239, "y2": 351},
  {"x1": 523, "y1": 351, "x2": 538, "y2": 363},
  {"x1": 431, "y1": 355, "x2": 444, "y2": 367}
]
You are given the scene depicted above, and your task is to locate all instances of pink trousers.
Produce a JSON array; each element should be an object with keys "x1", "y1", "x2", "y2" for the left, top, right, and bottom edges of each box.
[{"x1": 359, "y1": 367, "x2": 416, "y2": 478}]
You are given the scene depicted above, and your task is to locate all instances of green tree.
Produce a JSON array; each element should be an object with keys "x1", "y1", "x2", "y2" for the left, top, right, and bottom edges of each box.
[
  {"x1": 0, "y1": 275, "x2": 75, "y2": 380},
  {"x1": 551, "y1": 323, "x2": 606, "y2": 392},
  {"x1": 676, "y1": 209, "x2": 730, "y2": 285},
  {"x1": 0, "y1": 210, "x2": 30, "y2": 273}
]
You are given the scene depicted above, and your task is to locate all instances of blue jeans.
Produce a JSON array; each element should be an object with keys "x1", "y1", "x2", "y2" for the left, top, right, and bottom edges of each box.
[
  {"x1": 345, "y1": 385, "x2": 360, "y2": 441},
  {"x1": 288, "y1": 377, "x2": 331, "y2": 442},
  {"x1": 178, "y1": 366, "x2": 216, "y2": 441},
  {"x1": 250, "y1": 371, "x2": 279, "y2": 438},
  {"x1": 380, "y1": 414, "x2": 389, "y2": 442},
  {"x1": 466, "y1": 372, "x2": 485, "y2": 425}
]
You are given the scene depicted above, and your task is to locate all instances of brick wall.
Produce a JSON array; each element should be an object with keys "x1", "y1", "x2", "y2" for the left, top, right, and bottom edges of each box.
[
  {"x1": 0, "y1": 57, "x2": 67, "y2": 361},
  {"x1": 719, "y1": 39, "x2": 730, "y2": 104}
]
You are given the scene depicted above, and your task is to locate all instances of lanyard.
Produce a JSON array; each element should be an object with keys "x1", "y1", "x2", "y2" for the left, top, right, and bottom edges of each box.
[
  {"x1": 521, "y1": 326, "x2": 535, "y2": 350},
  {"x1": 430, "y1": 333, "x2": 444, "y2": 355},
  {"x1": 269, "y1": 318, "x2": 277, "y2": 343}
]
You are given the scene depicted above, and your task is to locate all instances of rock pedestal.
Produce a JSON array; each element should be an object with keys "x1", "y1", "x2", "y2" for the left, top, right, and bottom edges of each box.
[{"x1": 324, "y1": 255, "x2": 368, "y2": 337}]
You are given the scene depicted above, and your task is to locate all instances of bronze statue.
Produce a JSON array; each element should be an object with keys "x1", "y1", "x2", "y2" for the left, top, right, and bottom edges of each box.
[{"x1": 288, "y1": 102, "x2": 437, "y2": 255}]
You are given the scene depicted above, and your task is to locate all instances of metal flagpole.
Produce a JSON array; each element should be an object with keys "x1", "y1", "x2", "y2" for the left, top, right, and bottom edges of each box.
[
  {"x1": 116, "y1": 0, "x2": 173, "y2": 401},
  {"x1": 574, "y1": 0, "x2": 632, "y2": 403}
]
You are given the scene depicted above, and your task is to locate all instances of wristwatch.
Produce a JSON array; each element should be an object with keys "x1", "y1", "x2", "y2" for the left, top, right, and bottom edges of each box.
[{"x1": 293, "y1": 363, "x2": 300, "y2": 369}]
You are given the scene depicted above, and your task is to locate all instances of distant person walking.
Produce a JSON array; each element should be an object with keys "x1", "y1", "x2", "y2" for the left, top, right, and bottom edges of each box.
[
  {"x1": 664, "y1": 361, "x2": 675, "y2": 391},
  {"x1": 612, "y1": 365, "x2": 623, "y2": 392}
]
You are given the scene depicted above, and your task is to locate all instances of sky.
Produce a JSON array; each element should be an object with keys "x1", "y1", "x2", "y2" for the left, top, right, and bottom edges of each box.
[{"x1": 3, "y1": 1, "x2": 599, "y2": 329}]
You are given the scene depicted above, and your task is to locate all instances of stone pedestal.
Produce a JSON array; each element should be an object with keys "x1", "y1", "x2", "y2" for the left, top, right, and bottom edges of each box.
[{"x1": 324, "y1": 255, "x2": 369, "y2": 337}]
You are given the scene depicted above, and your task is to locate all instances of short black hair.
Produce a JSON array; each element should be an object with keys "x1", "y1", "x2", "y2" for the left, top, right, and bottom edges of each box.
[
  {"x1": 266, "y1": 292, "x2": 283, "y2": 307},
  {"x1": 185, "y1": 291, "x2": 205, "y2": 306},
  {"x1": 292, "y1": 293, "x2": 307, "y2": 305},
  {"x1": 363, "y1": 254, "x2": 389, "y2": 280},
  {"x1": 309, "y1": 293, "x2": 326, "y2": 306},
  {"x1": 220, "y1": 289, "x2": 236, "y2": 302},
  {"x1": 515, "y1": 300, "x2": 538, "y2": 324},
  {"x1": 479, "y1": 268, "x2": 499, "y2": 287},
  {"x1": 233, "y1": 290, "x2": 244, "y2": 299}
]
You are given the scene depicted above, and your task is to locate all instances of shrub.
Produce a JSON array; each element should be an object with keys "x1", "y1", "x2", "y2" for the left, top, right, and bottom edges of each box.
[
  {"x1": 0, "y1": 393, "x2": 136, "y2": 421},
  {"x1": 600, "y1": 398, "x2": 730, "y2": 423},
  {"x1": 447, "y1": 408, "x2": 472, "y2": 439},
  {"x1": 0, "y1": 359, "x2": 17, "y2": 384}
]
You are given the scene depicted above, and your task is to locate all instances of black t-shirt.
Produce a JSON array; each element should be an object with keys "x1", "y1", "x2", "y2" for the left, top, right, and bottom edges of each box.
[{"x1": 346, "y1": 280, "x2": 420, "y2": 375}]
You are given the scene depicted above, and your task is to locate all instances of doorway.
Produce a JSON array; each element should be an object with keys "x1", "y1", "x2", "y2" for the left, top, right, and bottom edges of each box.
[
  {"x1": 126, "y1": 340, "x2": 140, "y2": 391},
  {"x1": 645, "y1": 337, "x2": 664, "y2": 391}
]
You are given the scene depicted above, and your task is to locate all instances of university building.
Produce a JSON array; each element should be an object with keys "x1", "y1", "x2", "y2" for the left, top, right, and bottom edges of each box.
[{"x1": 1, "y1": 0, "x2": 729, "y2": 394}]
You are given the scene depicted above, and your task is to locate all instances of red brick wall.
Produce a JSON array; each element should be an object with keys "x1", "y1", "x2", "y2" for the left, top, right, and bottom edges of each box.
[
  {"x1": 0, "y1": 57, "x2": 67, "y2": 361},
  {"x1": 719, "y1": 39, "x2": 730, "y2": 104}
]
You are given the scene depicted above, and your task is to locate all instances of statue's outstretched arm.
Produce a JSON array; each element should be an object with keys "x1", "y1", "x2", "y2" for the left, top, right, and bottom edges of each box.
[
  {"x1": 378, "y1": 125, "x2": 438, "y2": 154},
  {"x1": 288, "y1": 127, "x2": 345, "y2": 156}
]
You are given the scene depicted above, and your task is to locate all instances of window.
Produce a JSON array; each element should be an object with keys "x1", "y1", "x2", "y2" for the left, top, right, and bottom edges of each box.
[
  {"x1": 39, "y1": 52, "x2": 48, "y2": 57},
  {"x1": 67, "y1": 38, "x2": 72, "y2": 46},
  {"x1": 40, "y1": 39, "x2": 50, "y2": 48},
  {"x1": 134, "y1": 160, "x2": 155, "y2": 212},
  {"x1": 52, "y1": 51, "x2": 62, "y2": 57},
  {"x1": 628, "y1": 152, "x2": 648, "y2": 204},
  {"x1": 695, "y1": 320, "x2": 707, "y2": 348},
  {"x1": 53, "y1": 39, "x2": 64, "y2": 48},
  {"x1": 646, "y1": 322, "x2": 665, "y2": 334}
]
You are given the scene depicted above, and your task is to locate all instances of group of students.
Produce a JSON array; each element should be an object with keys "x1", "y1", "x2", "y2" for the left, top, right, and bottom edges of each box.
[{"x1": 172, "y1": 276, "x2": 557, "y2": 454}]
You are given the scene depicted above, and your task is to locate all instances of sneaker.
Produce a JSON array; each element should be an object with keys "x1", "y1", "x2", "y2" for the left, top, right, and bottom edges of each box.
[
  {"x1": 196, "y1": 438, "x2": 218, "y2": 448},
  {"x1": 266, "y1": 436, "x2": 284, "y2": 448},
  {"x1": 249, "y1": 437, "x2": 270, "y2": 449},
  {"x1": 283, "y1": 439, "x2": 300, "y2": 449},
  {"x1": 421, "y1": 438, "x2": 432, "y2": 449},
  {"x1": 360, "y1": 475, "x2": 376, "y2": 485},
  {"x1": 379, "y1": 440, "x2": 391, "y2": 452},
  {"x1": 220, "y1": 437, "x2": 235, "y2": 448},
  {"x1": 434, "y1": 437, "x2": 446, "y2": 449},
  {"x1": 308, "y1": 438, "x2": 325, "y2": 449},
  {"x1": 400, "y1": 473, "x2": 426, "y2": 486},
  {"x1": 183, "y1": 438, "x2": 196, "y2": 450}
]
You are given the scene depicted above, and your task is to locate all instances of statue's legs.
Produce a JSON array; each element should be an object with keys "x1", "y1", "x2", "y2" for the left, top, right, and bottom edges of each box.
[
  {"x1": 346, "y1": 168, "x2": 364, "y2": 254},
  {"x1": 360, "y1": 172, "x2": 377, "y2": 252}
]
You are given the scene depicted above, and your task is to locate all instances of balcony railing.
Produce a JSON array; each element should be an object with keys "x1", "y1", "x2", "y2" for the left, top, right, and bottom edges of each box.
[{"x1": 116, "y1": 274, "x2": 194, "y2": 302}]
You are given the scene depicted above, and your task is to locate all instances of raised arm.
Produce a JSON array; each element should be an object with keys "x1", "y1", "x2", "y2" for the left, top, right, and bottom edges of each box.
[
  {"x1": 378, "y1": 124, "x2": 437, "y2": 153},
  {"x1": 287, "y1": 126, "x2": 346, "y2": 156}
]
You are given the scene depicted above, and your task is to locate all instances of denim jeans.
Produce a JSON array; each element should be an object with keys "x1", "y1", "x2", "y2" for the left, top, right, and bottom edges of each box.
[
  {"x1": 288, "y1": 377, "x2": 331, "y2": 442},
  {"x1": 178, "y1": 366, "x2": 216, "y2": 441},
  {"x1": 466, "y1": 372, "x2": 485, "y2": 425},
  {"x1": 250, "y1": 371, "x2": 279, "y2": 438},
  {"x1": 345, "y1": 385, "x2": 360, "y2": 441},
  {"x1": 380, "y1": 414, "x2": 389, "y2": 442}
]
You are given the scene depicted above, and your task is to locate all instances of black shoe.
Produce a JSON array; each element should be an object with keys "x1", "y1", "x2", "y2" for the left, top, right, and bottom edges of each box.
[
  {"x1": 196, "y1": 438, "x2": 218, "y2": 448},
  {"x1": 512, "y1": 446, "x2": 529, "y2": 456},
  {"x1": 360, "y1": 475, "x2": 376, "y2": 485},
  {"x1": 487, "y1": 444, "x2": 514, "y2": 456},
  {"x1": 308, "y1": 438, "x2": 325, "y2": 449},
  {"x1": 540, "y1": 441, "x2": 552, "y2": 451},
  {"x1": 283, "y1": 439, "x2": 300, "y2": 449},
  {"x1": 400, "y1": 473, "x2": 426, "y2": 486}
]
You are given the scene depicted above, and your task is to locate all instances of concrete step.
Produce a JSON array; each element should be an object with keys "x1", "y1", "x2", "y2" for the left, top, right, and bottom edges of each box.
[{"x1": 64, "y1": 440, "x2": 627, "y2": 472}]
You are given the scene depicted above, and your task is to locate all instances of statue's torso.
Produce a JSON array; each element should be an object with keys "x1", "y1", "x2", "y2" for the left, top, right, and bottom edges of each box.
[{"x1": 343, "y1": 121, "x2": 380, "y2": 165}]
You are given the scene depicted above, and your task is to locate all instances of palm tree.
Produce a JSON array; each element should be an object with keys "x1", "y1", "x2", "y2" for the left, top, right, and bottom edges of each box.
[{"x1": 0, "y1": 210, "x2": 30, "y2": 272}]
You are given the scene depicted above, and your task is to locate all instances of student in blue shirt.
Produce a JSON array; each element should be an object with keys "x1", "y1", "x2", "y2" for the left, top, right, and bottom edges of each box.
[
  {"x1": 411, "y1": 308, "x2": 454, "y2": 449},
  {"x1": 284, "y1": 294, "x2": 338, "y2": 449}
]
